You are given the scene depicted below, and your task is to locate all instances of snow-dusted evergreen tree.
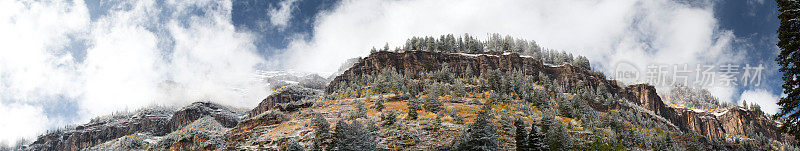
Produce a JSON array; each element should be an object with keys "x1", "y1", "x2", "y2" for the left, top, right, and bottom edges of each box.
[
  {"x1": 423, "y1": 82, "x2": 444, "y2": 113},
  {"x1": 527, "y1": 122, "x2": 548, "y2": 151},
  {"x1": 374, "y1": 99, "x2": 385, "y2": 112},
  {"x1": 380, "y1": 110, "x2": 396, "y2": 126},
  {"x1": 407, "y1": 98, "x2": 421, "y2": 120},
  {"x1": 332, "y1": 120, "x2": 376, "y2": 151},
  {"x1": 453, "y1": 79, "x2": 466, "y2": 98},
  {"x1": 454, "y1": 105, "x2": 501, "y2": 151},
  {"x1": 431, "y1": 64, "x2": 454, "y2": 84},
  {"x1": 311, "y1": 114, "x2": 333, "y2": 151},
  {"x1": 407, "y1": 108, "x2": 419, "y2": 120},
  {"x1": 464, "y1": 65, "x2": 475, "y2": 78}
]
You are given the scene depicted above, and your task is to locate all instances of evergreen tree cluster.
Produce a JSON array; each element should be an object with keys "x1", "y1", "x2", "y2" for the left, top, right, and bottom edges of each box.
[
  {"x1": 311, "y1": 113, "x2": 377, "y2": 151},
  {"x1": 397, "y1": 33, "x2": 590, "y2": 69},
  {"x1": 319, "y1": 32, "x2": 799, "y2": 150},
  {"x1": 513, "y1": 118, "x2": 548, "y2": 151}
]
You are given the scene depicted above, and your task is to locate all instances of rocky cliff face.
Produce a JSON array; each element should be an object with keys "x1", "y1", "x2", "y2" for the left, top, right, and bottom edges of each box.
[
  {"x1": 167, "y1": 102, "x2": 245, "y2": 132},
  {"x1": 27, "y1": 102, "x2": 246, "y2": 151},
  {"x1": 27, "y1": 107, "x2": 176, "y2": 151},
  {"x1": 622, "y1": 84, "x2": 788, "y2": 142},
  {"x1": 328, "y1": 51, "x2": 619, "y2": 94},
  {"x1": 247, "y1": 85, "x2": 320, "y2": 118},
  {"x1": 330, "y1": 51, "x2": 791, "y2": 143}
]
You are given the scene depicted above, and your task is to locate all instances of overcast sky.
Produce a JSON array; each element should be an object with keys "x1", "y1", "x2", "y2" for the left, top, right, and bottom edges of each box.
[{"x1": 0, "y1": 0, "x2": 784, "y2": 146}]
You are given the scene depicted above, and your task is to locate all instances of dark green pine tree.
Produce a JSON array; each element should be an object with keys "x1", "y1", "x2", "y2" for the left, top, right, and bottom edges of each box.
[
  {"x1": 527, "y1": 122, "x2": 548, "y2": 151},
  {"x1": 456, "y1": 105, "x2": 501, "y2": 151},
  {"x1": 776, "y1": 0, "x2": 800, "y2": 140},
  {"x1": 514, "y1": 118, "x2": 528, "y2": 151}
]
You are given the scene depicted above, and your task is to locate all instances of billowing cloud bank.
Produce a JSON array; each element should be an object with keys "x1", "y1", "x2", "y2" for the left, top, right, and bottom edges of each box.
[{"x1": 0, "y1": 0, "x2": 269, "y2": 145}]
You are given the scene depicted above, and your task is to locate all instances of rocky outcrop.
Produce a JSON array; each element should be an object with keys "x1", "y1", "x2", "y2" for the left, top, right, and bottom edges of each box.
[
  {"x1": 620, "y1": 85, "x2": 708, "y2": 133},
  {"x1": 620, "y1": 84, "x2": 787, "y2": 141},
  {"x1": 167, "y1": 102, "x2": 245, "y2": 132},
  {"x1": 258, "y1": 70, "x2": 329, "y2": 91},
  {"x1": 247, "y1": 85, "x2": 320, "y2": 118},
  {"x1": 328, "y1": 51, "x2": 619, "y2": 94},
  {"x1": 27, "y1": 107, "x2": 176, "y2": 151},
  {"x1": 719, "y1": 108, "x2": 782, "y2": 140},
  {"x1": 27, "y1": 102, "x2": 247, "y2": 151},
  {"x1": 155, "y1": 116, "x2": 230, "y2": 150},
  {"x1": 226, "y1": 111, "x2": 289, "y2": 149}
]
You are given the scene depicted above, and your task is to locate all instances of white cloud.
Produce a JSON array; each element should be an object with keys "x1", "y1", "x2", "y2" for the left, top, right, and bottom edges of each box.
[
  {"x1": 0, "y1": 0, "x2": 89, "y2": 145},
  {"x1": 0, "y1": 0, "x2": 269, "y2": 144},
  {"x1": 739, "y1": 89, "x2": 780, "y2": 114},
  {"x1": 281, "y1": 0, "x2": 746, "y2": 103},
  {"x1": 268, "y1": 0, "x2": 298, "y2": 30},
  {"x1": 0, "y1": 102, "x2": 48, "y2": 146},
  {"x1": 164, "y1": 1, "x2": 269, "y2": 107}
]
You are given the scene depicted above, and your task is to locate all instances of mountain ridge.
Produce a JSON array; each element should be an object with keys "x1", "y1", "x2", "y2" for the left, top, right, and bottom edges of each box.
[{"x1": 18, "y1": 50, "x2": 797, "y2": 150}]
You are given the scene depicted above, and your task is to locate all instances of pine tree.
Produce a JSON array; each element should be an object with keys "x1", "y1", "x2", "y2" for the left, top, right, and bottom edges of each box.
[
  {"x1": 453, "y1": 79, "x2": 466, "y2": 98},
  {"x1": 743, "y1": 100, "x2": 749, "y2": 110},
  {"x1": 381, "y1": 111, "x2": 396, "y2": 126},
  {"x1": 455, "y1": 105, "x2": 501, "y2": 151},
  {"x1": 430, "y1": 112, "x2": 444, "y2": 131},
  {"x1": 464, "y1": 65, "x2": 474, "y2": 78},
  {"x1": 527, "y1": 122, "x2": 548, "y2": 151},
  {"x1": 776, "y1": 0, "x2": 800, "y2": 139},
  {"x1": 311, "y1": 114, "x2": 333, "y2": 151},
  {"x1": 407, "y1": 98, "x2": 421, "y2": 120},
  {"x1": 423, "y1": 83, "x2": 444, "y2": 113},
  {"x1": 514, "y1": 118, "x2": 528, "y2": 151},
  {"x1": 375, "y1": 99, "x2": 385, "y2": 112},
  {"x1": 332, "y1": 120, "x2": 377, "y2": 151},
  {"x1": 286, "y1": 140, "x2": 305, "y2": 151},
  {"x1": 407, "y1": 108, "x2": 419, "y2": 120}
]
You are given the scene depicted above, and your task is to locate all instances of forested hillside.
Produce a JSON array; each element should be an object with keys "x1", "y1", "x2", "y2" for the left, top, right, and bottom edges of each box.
[{"x1": 17, "y1": 34, "x2": 797, "y2": 151}]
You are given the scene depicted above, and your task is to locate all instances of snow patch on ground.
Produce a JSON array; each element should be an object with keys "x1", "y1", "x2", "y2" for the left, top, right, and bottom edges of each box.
[
  {"x1": 712, "y1": 110, "x2": 729, "y2": 116},
  {"x1": 451, "y1": 52, "x2": 500, "y2": 58}
]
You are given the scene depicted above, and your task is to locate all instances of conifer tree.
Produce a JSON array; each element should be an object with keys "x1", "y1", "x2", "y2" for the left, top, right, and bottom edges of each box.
[
  {"x1": 455, "y1": 105, "x2": 501, "y2": 151},
  {"x1": 776, "y1": 0, "x2": 800, "y2": 138},
  {"x1": 407, "y1": 98, "x2": 421, "y2": 120},
  {"x1": 375, "y1": 99, "x2": 385, "y2": 112},
  {"x1": 381, "y1": 111, "x2": 396, "y2": 126},
  {"x1": 332, "y1": 120, "x2": 376, "y2": 151},
  {"x1": 514, "y1": 118, "x2": 528, "y2": 151},
  {"x1": 286, "y1": 140, "x2": 305, "y2": 151},
  {"x1": 311, "y1": 114, "x2": 333, "y2": 151},
  {"x1": 527, "y1": 122, "x2": 548, "y2": 151}
]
